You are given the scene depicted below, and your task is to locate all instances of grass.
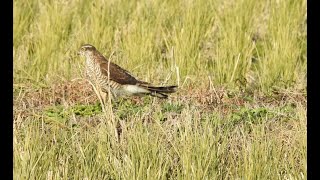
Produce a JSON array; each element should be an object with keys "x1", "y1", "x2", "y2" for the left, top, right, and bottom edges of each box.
[{"x1": 14, "y1": 0, "x2": 306, "y2": 179}]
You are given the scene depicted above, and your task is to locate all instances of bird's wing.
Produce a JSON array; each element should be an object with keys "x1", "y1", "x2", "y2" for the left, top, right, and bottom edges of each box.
[{"x1": 99, "y1": 61, "x2": 140, "y2": 85}]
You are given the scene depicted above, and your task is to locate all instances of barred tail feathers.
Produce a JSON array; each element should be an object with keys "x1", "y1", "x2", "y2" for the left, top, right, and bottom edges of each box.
[{"x1": 138, "y1": 84, "x2": 177, "y2": 99}]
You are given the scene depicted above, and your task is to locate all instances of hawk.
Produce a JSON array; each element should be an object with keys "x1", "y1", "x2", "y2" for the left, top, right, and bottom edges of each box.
[{"x1": 78, "y1": 44, "x2": 177, "y2": 101}]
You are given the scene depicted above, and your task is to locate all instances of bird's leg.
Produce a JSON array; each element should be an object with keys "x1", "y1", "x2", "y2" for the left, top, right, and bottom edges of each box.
[
  {"x1": 110, "y1": 91, "x2": 117, "y2": 101},
  {"x1": 101, "y1": 91, "x2": 107, "y2": 106},
  {"x1": 97, "y1": 88, "x2": 107, "y2": 111},
  {"x1": 101, "y1": 88, "x2": 115, "y2": 103}
]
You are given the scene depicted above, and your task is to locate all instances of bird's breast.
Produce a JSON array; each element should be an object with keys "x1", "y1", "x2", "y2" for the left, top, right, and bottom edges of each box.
[{"x1": 85, "y1": 58, "x2": 122, "y2": 91}]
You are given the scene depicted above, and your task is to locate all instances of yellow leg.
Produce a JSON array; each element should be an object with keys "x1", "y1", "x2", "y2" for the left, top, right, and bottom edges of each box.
[
  {"x1": 101, "y1": 88, "x2": 116, "y2": 102},
  {"x1": 101, "y1": 91, "x2": 107, "y2": 106}
]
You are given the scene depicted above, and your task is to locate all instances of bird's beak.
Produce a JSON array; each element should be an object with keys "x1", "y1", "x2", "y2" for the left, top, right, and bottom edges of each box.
[{"x1": 77, "y1": 51, "x2": 80, "y2": 55}]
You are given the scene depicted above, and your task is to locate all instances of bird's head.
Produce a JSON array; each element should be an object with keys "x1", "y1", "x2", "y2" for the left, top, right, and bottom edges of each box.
[{"x1": 78, "y1": 44, "x2": 96, "y2": 57}]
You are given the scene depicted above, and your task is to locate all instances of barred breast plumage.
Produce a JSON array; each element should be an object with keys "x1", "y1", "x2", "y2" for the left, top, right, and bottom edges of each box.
[{"x1": 85, "y1": 55, "x2": 121, "y2": 94}]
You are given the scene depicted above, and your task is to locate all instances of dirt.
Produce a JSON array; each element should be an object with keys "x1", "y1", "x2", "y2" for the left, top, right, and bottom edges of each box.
[{"x1": 13, "y1": 79, "x2": 306, "y2": 119}]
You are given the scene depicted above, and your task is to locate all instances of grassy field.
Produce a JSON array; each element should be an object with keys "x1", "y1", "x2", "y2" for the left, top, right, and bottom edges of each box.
[{"x1": 14, "y1": 0, "x2": 306, "y2": 179}]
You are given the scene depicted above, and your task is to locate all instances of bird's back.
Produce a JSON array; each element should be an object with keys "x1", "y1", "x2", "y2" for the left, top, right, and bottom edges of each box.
[{"x1": 92, "y1": 51, "x2": 142, "y2": 85}]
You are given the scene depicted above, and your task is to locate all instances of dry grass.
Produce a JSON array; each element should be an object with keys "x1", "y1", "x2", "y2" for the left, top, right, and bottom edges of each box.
[
  {"x1": 13, "y1": 82, "x2": 306, "y2": 179},
  {"x1": 14, "y1": 0, "x2": 306, "y2": 179}
]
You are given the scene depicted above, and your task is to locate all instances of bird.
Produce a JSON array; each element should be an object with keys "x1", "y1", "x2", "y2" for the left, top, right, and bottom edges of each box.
[{"x1": 78, "y1": 44, "x2": 177, "y2": 102}]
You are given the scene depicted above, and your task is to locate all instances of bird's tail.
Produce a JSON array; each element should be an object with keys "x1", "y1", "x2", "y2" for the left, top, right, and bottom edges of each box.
[{"x1": 138, "y1": 84, "x2": 178, "y2": 99}]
